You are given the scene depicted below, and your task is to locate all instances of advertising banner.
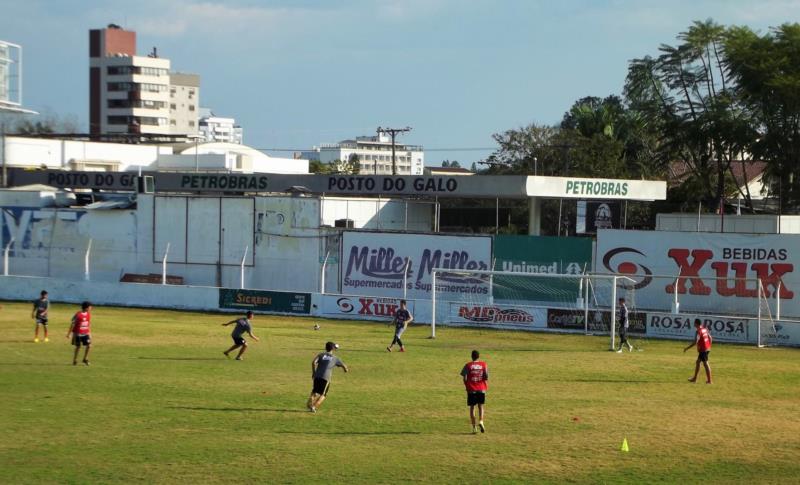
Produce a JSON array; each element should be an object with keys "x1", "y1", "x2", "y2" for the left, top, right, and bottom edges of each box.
[
  {"x1": 597, "y1": 230, "x2": 800, "y2": 318},
  {"x1": 322, "y1": 295, "x2": 416, "y2": 320},
  {"x1": 546, "y1": 309, "x2": 646, "y2": 333},
  {"x1": 219, "y1": 288, "x2": 311, "y2": 314},
  {"x1": 646, "y1": 312, "x2": 750, "y2": 343},
  {"x1": 758, "y1": 320, "x2": 800, "y2": 347},
  {"x1": 448, "y1": 303, "x2": 548, "y2": 329},
  {"x1": 577, "y1": 201, "x2": 621, "y2": 234},
  {"x1": 341, "y1": 231, "x2": 492, "y2": 300}
]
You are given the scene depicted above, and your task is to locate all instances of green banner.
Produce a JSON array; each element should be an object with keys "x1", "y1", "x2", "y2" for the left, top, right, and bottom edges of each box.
[
  {"x1": 492, "y1": 235, "x2": 592, "y2": 302},
  {"x1": 219, "y1": 289, "x2": 311, "y2": 315}
]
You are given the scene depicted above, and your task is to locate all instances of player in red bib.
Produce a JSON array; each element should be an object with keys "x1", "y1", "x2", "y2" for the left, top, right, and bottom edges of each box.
[
  {"x1": 67, "y1": 301, "x2": 93, "y2": 366},
  {"x1": 460, "y1": 350, "x2": 489, "y2": 433},
  {"x1": 684, "y1": 318, "x2": 713, "y2": 384}
]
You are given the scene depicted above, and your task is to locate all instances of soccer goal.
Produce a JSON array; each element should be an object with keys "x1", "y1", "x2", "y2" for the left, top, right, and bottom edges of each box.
[
  {"x1": 430, "y1": 269, "x2": 635, "y2": 349},
  {"x1": 758, "y1": 279, "x2": 780, "y2": 348}
]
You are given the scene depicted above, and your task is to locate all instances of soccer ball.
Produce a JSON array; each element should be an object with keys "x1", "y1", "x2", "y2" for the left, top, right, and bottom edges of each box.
[{"x1": 313, "y1": 324, "x2": 320, "y2": 330}]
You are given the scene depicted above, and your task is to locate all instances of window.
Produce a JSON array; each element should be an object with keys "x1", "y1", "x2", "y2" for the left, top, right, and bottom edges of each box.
[
  {"x1": 170, "y1": 103, "x2": 176, "y2": 110},
  {"x1": 188, "y1": 121, "x2": 195, "y2": 127},
  {"x1": 170, "y1": 119, "x2": 176, "y2": 125},
  {"x1": 189, "y1": 105, "x2": 195, "y2": 111}
]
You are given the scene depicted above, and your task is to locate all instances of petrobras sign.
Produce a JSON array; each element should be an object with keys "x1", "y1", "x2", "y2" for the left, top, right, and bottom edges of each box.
[
  {"x1": 322, "y1": 295, "x2": 416, "y2": 320},
  {"x1": 597, "y1": 230, "x2": 800, "y2": 318},
  {"x1": 646, "y1": 312, "x2": 750, "y2": 343},
  {"x1": 448, "y1": 303, "x2": 548, "y2": 329},
  {"x1": 341, "y1": 232, "x2": 492, "y2": 299}
]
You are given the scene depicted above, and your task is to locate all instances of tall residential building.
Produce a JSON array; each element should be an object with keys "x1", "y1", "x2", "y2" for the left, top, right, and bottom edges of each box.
[
  {"x1": 89, "y1": 25, "x2": 170, "y2": 135},
  {"x1": 198, "y1": 109, "x2": 243, "y2": 144},
  {"x1": 304, "y1": 133, "x2": 424, "y2": 175},
  {"x1": 169, "y1": 72, "x2": 200, "y2": 135}
]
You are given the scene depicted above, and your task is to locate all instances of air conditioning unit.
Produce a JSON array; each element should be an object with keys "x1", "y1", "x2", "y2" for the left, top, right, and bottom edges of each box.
[{"x1": 334, "y1": 218, "x2": 354, "y2": 229}]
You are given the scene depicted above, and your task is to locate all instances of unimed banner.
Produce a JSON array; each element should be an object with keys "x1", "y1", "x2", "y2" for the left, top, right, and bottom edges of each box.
[
  {"x1": 341, "y1": 232, "x2": 492, "y2": 300},
  {"x1": 597, "y1": 230, "x2": 800, "y2": 318},
  {"x1": 219, "y1": 288, "x2": 311, "y2": 314},
  {"x1": 448, "y1": 303, "x2": 548, "y2": 329},
  {"x1": 322, "y1": 295, "x2": 416, "y2": 320}
]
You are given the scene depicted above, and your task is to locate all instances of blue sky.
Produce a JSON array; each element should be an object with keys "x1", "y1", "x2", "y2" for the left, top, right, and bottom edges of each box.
[{"x1": 2, "y1": 0, "x2": 799, "y2": 165}]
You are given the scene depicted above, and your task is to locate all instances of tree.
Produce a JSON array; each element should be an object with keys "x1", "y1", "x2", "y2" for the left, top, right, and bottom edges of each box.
[
  {"x1": 486, "y1": 123, "x2": 561, "y2": 175},
  {"x1": 441, "y1": 160, "x2": 461, "y2": 168},
  {"x1": 624, "y1": 19, "x2": 757, "y2": 212},
  {"x1": 725, "y1": 23, "x2": 800, "y2": 210}
]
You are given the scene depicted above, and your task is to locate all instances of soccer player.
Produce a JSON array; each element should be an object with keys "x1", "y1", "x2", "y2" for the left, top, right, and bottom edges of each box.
[
  {"x1": 386, "y1": 299, "x2": 413, "y2": 352},
  {"x1": 616, "y1": 297, "x2": 633, "y2": 352},
  {"x1": 32, "y1": 290, "x2": 50, "y2": 343},
  {"x1": 67, "y1": 301, "x2": 92, "y2": 366},
  {"x1": 222, "y1": 311, "x2": 259, "y2": 361},
  {"x1": 684, "y1": 318, "x2": 713, "y2": 384},
  {"x1": 307, "y1": 341, "x2": 348, "y2": 413},
  {"x1": 461, "y1": 350, "x2": 489, "y2": 434}
]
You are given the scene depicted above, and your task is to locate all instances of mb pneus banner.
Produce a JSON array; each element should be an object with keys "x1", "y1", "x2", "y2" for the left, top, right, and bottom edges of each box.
[
  {"x1": 448, "y1": 303, "x2": 548, "y2": 329},
  {"x1": 219, "y1": 289, "x2": 311, "y2": 314},
  {"x1": 647, "y1": 313, "x2": 749, "y2": 343},
  {"x1": 322, "y1": 295, "x2": 416, "y2": 320},
  {"x1": 341, "y1": 232, "x2": 492, "y2": 300},
  {"x1": 597, "y1": 230, "x2": 800, "y2": 318},
  {"x1": 547, "y1": 309, "x2": 646, "y2": 333}
]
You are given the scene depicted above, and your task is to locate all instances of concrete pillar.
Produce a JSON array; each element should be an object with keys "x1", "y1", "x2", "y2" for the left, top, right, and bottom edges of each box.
[{"x1": 528, "y1": 197, "x2": 541, "y2": 235}]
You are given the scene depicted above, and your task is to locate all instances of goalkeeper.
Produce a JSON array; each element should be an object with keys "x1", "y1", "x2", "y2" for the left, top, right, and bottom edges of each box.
[
  {"x1": 616, "y1": 297, "x2": 633, "y2": 352},
  {"x1": 386, "y1": 300, "x2": 413, "y2": 352}
]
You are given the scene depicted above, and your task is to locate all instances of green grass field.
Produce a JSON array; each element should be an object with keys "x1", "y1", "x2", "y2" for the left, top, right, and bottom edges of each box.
[{"x1": 1, "y1": 301, "x2": 799, "y2": 484}]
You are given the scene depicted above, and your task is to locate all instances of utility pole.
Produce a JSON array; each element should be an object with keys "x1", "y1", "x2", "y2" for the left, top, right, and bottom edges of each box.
[{"x1": 377, "y1": 126, "x2": 411, "y2": 175}]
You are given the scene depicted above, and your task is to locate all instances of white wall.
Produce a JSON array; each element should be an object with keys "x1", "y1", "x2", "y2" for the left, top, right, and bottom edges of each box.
[
  {"x1": 655, "y1": 213, "x2": 800, "y2": 234},
  {"x1": 321, "y1": 197, "x2": 432, "y2": 231},
  {"x1": 4, "y1": 136, "x2": 170, "y2": 170}
]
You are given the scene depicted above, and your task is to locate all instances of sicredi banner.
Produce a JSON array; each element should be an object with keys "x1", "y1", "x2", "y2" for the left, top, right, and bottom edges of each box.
[
  {"x1": 322, "y1": 295, "x2": 416, "y2": 320},
  {"x1": 448, "y1": 303, "x2": 548, "y2": 329},
  {"x1": 597, "y1": 230, "x2": 800, "y2": 318},
  {"x1": 646, "y1": 312, "x2": 750, "y2": 343},
  {"x1": 341, "y1": 232, "x2": 492, "y2": 299},
  {"x1": 219, "y1": 288, "x2": 311, "y2": 314}
]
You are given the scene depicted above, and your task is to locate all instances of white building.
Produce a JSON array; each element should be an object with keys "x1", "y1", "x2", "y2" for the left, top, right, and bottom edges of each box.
[
  {"x1": 169, "y1": 73, "x2": 200, "y2": 136},
  {"x1": 305, "y1": 133, "x2": 424, "y2": 175},
  {"x1": 0, "y1": 40, "x2": 21, "y2": 109},
  {"x1": 2, "y1": 136, "x2": 308, "y2": 174},
  {"x1": 89, "y1": 25, "x2": 171, "y2": 135},
  {"x1": 198, "y1": 110, "x2": 243, "y2": 144}
]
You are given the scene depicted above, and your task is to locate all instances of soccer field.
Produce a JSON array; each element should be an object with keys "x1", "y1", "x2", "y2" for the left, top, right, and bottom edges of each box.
[{"x1": 1, "y1": 302, "x2": 799, "y2": 484}]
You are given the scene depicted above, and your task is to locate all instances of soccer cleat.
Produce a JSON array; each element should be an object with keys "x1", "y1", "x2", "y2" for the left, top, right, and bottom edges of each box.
[
  {"x1": 399, "y1": 348, "x2": 405, "y2": 352},
  {"x1": 386, "y1": 346, "x2": 392, "y2": 352},
  {"x1": 479, "y1": 422, "x2": 485, "y2": 433},
  {"x1": 688, "y1": 377, "x2": 697, "y2": 383},
  {"x1": 309, "y1": 407, "x2": 316, "y2": 413},
  {"x1": 44, "y1": 338, "x2": 50, "y2": 343},
  {"x1": 34, "y1": 338, "x2": 40, "y2": 343},
  {"x1": 628, "y1": 345, "x2": 633, "y2": 352},
  {"x1": 472, "y1": 426, "x2": 478, "y2": 434},
  {"x1": 235, "y1": 357, "x2": 243, "y2": 361},
  {"x1": 223, "y1": 351, "x2": 230, "y2": 359},
  {"x1": 83, "y1": 360, "x2": 90, "y2": 366},
  {"x1": 72, "y1": 361, "x2": 77, "y2": 366},
  {"x1": 616, "y1": 349, "x2": 623, "y2": 353}
]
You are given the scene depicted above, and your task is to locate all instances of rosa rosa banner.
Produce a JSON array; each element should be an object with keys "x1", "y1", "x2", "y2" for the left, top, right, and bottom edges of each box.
[
  {"x1": 597, "y1": 230, "x2": 800, "y2": 318},
  {"x1": 340, "y1": 232, "x2": 492, "y2": 300}
]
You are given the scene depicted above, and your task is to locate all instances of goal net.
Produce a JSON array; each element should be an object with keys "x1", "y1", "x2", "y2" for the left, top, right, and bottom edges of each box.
[
  {"x1": 430, "y1": 269, "x2": 637, "y2": 349},
  {"x1": 758, "y1": 279, "x2": 779, "y2": 348}
]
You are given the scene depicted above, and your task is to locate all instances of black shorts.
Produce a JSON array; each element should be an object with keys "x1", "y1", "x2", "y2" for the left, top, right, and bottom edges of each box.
[
  {"x1": 467, "y1": 392, "x2": 486, "y2": 406},
  {"x1": 312, "y1": 378, "x2": 330, "y2": 396},
  {"x1": 619, "y1": 328, "x2": 628, "y2": 340},
  {"x1": 232, "y1": 336, "x2": 246, "y2": 346},
  {"x1": 697, "y1": 351, "x2": 710, "y2": 362},
  {"x1": 36, "y1": 317, "x2": 48, "y2": 325},
  {"x1": 73, "y1": 334, "x2": 91, "y2": 347}
]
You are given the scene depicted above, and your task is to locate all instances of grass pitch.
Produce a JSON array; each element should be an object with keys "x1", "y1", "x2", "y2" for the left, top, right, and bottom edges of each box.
[{"x1": 1, "y1": 301, "x2": 799, "y2": 484}]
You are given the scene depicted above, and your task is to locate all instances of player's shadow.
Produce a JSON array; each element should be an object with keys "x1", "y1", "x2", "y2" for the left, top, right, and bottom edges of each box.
[
  {"x1": 137, "y1": 357, "x2": 221, "y2": 361},
  {"x1": 169, "y1": 406, "x2": 308, "y2": 413}
]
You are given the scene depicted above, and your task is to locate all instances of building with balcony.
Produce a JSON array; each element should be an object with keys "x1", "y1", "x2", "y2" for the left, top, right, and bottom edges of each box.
[
  {"x1": 198, "y1": 109, "x2": 243, "y2": 144},
  {"x1": 303, "y1": 133, "x2": 424, "y2": 175}
]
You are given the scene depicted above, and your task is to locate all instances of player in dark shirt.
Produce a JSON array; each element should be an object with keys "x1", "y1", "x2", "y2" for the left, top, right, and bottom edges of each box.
[
  {"x1": 32, "y1": 290, "x2": 51, "y2": 343},
  {"x1": 616, "y1": 297, "x2": 633, "y2": 352},
  {"x1": 387, "y1": 300, "x2": 413, "y2": 352},
  {"x1": 307, "y1": 341, "x2": 348, "y2": 413},
  {"x1": 222, "y1": 311, "x2": 259, "y2": 360}
]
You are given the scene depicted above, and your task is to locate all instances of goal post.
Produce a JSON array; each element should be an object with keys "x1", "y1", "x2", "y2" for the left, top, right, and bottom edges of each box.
[{"x1": 430, "y1": 268, "x2": 635, "y2": 348}]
